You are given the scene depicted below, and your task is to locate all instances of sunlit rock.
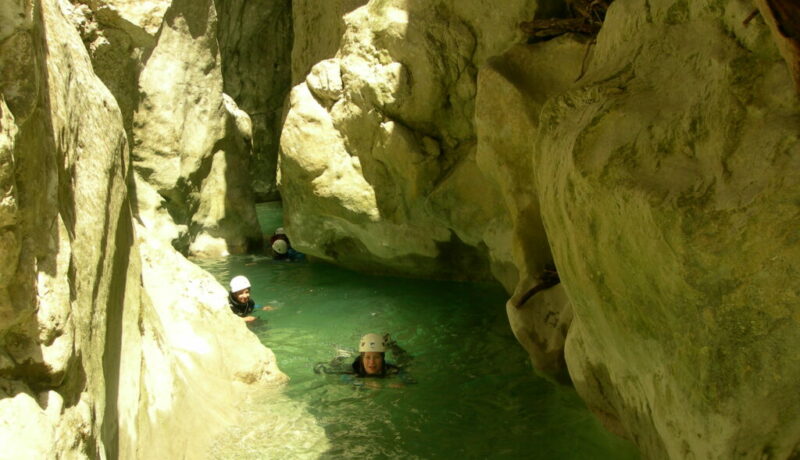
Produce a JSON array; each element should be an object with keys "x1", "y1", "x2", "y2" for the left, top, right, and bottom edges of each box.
[
  {"x1": 307, "y1": 58, "x2": 344, "y2": 104},
  {"x1": 122, "y1": 225, "x2": 287, "y2": 458},
  {"x1": 0, "y1": 100, "x2": 19, "y2": 335},
  {"x1": 291, "y1": 0, "x2": 368, "y2": 84},
  {"x1": 0, "y1": 390, "x2": 54, "y2": 459},
  {"x1": 0, "y1": 1, "x2": 286, "y2": 458},
  {"x1": 474, "y1": 36, "x2": 587, "y2": 291},
  {"x1": 0, "y1": 0, "x2": 33, "y2": 42},
  {"x1": 0, "y1": 0, "x2": 37, "y2": 124},
  {"x1": 284, "y1": 0, "x2": 800, "y2": 458},
  {"x1": 0, "y1": 0, "x2": 134, "y2": 455},
  {"x1": 131, "y1": 0, "x2": 261, "y2": 257},
  {"x1": 281, "y1": 0, "x2": 536, "y2": 280}
]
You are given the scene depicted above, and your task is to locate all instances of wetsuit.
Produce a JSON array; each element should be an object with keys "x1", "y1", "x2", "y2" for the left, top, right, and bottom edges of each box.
[
  {"x1": 228, "y1": 292, "x2": 255, "y2": 317},
  {"x1": 273, "y1": 247, "x2": 304, "y2": 261}
]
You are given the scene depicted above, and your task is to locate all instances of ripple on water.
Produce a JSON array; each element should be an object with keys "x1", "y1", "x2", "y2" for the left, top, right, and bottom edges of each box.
[{"x1": 196, "y1": 203, "x2": 639, "y2": 459}]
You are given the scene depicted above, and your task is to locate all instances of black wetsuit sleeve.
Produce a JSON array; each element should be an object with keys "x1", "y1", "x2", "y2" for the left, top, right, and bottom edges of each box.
[{"x1": 386, "y1": 341, "x2": 413, "y2": 367}]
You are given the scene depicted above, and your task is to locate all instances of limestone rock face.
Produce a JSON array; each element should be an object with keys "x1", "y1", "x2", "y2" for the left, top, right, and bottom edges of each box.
[
  {"x1": 291, "y1": 0, "x2": 368, "y2": 84},
  {"x1": 59, "y1": 0, "x2": 264, "y2": 258},
  {"x1": 117, "y1": 226, "x2": 287, "y2": 459},
  {"x1": 0, "y1": 0, "x2": 133, "y2": 455},
  {"x1": 532, "y1": 1, "x2": 800, "y2": 458},
  {"x1": 0, "y1": 1, "x2": 285, "y2": 458},
  {"x1": 62, "y1": 0, "x2": 170, "y2": 138},
  {"x1": 131, "y1": 0, "x2": 262, "y2": 257},
  {"x1": 756, "y1": 0, "x2": 800, "y2": 92},
  {"x1": 281, "y1": 0, "x2": 537, "y2": 280},
  {"x1": 507, "y1": 282, "x2": 572, "y2": 382},
  {"x1": 283, "y1": 0, "x2": 800, "y2": 458},
  {"x1": 0, "y1": 0, "x2": 36, "y2": 124},
  {"x1": 215, "y1": 0, "x2": 292, "y2": 201}
]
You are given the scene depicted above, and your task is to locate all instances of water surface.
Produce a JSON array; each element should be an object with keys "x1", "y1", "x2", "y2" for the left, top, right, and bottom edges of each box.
[{"x1": 197, "y1": 203, "x2": 638, "y2": 459}]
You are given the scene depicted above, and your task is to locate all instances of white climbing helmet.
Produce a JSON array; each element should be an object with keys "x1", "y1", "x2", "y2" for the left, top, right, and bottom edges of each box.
[
  {"x1": 272, "y1": 239, "x2": 288, "y2": 255},
  {"x1": 229, "y1": 275, "x2": 250, "y2": 293},
  {"x1": 275, "y1": 227, "x2": 286, "y2": 235},
  {"x1": 359, "y1": 333, "x2": 386, "y2": 353}
]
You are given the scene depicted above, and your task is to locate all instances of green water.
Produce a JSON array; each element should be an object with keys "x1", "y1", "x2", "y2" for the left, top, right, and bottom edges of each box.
[{"x1": 195, "y1": 203, "x2": 638, "y2": 459}]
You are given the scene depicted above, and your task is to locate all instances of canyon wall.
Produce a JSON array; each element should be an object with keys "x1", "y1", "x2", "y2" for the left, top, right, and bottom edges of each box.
[
  {"x1": 1, "y1": 0, "x2": 797, "y2": 458},
  {"x1": 280, "y1": 0, "x2": 539, "y2": 285},
  {"x1": 68, "y1": 0, "x2": 268, "y2": 257},
  {"x1": 215, "y1": 0, "x2": 292, "y2": 201},
  {"x1": 0, "y1": 0, "x2": 286, "y2": 458},
  {"x1": 281, "y1": 0, "x2": 800, "y2": 458}
]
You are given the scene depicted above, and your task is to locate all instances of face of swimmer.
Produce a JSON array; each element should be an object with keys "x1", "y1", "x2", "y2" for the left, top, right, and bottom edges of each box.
[
  {"x1": 361, "y1": 352, "x2": 384, "y2": 375},
  {"x1": 233, "y1": 287, "x2": 251, "y2": 304}
]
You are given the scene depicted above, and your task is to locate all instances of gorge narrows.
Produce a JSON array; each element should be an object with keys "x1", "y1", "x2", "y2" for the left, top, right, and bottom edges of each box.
[{"x1": 1, "y1": 0, "x2": 798, "y2": 459}]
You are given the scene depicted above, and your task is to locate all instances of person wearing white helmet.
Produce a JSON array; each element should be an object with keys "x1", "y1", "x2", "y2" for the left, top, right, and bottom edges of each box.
[
  {"x1": 269, "y1": 227, "x2": 303, "y2": 260},
  {"x1": 228, "y1": 275, "x2": 274, "y2": 322},
  {"x1": 271, "y1": 238, "x2": 289, "y2": 257},
  {"x1": 313, "y1": 333, "x2": 414, "y2": 382},
  {"x1": 352, "y1": 333, "x2": 415, "y2": 378},
  {"x1": 352, "y1": 333, "x2": 389, "y2": 376}
]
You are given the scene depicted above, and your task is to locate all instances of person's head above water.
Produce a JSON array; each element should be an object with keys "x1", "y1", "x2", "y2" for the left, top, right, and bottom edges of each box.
[
  {"x1": 272, "y1": 239, "x2": 288, "y2": 255},
  {"x1": 229, "y1": 275, "x2": 251, "y2": 303},
  {"x1": 357, "y1": 333, "x2": 386, "y2": 376}
]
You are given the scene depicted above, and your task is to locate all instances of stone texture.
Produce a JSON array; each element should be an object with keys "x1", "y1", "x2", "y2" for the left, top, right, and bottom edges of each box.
[
  {"x1": 0, "y1": 0, "x2": 137, "y2": 455},
  {"x1": 0, "y1": 0, "x2": 37, "y2": 124},
  {"x1": 116, "y1": 225, "x2": 288, "y2": 459},
  {"x1": 280, "y1": 0, "x2": 537, "y2": 280},
  {"x1": 507, "y1": 282, "x2": 572, "y2": 383},
  {"x1": 474, "y1": 37, "x2": 586, "y2": 291},
  {"x1": 307, "y1": 58, "x2": 344, "y2": 104},
  {"x1": 0, "y1": 0, "x2": 33, "y2": 42},
  {"x1": 282, "y1": 0, "x2": 800, "y2": 458},
  {"x1": 532, "y1": 1, "x2": 800, "y2": 458},
  {"x1": 756, "y1": 0, "x2": 800, "y2": 92},
  {"x1": 215, "y1": 0, "x2": 292, "y2": 201},
  {"x1": 291, "y1": 0, "x2": 368, "y2": 84},
  {"x1": 0, "y1": 387, "x2": 55, "y2": 460},
  {"x1": 131, "y1": 0, "x2": 262, "y2": 257},
  {"x1": 62, "y1": 0, "x2": 163, "y2": 142},
  {"x1": 59, "y1": 0, "x2": 264, "y2": 258},
  {"x1": 0, "y1": 1, "x2": 288, "y2": 458},
  {"x1": 0, "y1": 100, "x2": 19, "y2": 341}
]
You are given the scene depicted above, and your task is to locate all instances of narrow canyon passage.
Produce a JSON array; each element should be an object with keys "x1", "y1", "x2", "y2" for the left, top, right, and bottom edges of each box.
[
  {"x1": 194, "y1": 204, "x2": 638, "y2": 459},
  {"x1": 2, "y1": 1, "x2": 798, "y2": 458}
]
